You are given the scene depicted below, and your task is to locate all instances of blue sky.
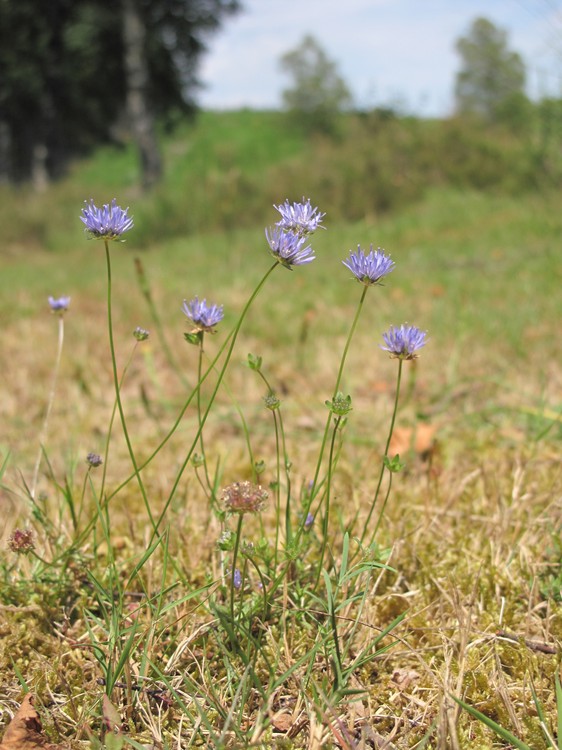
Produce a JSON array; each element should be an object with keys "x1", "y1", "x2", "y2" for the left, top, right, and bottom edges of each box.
[{"x1": 198, "y1": 0, "x2": 562, "y2": 116}]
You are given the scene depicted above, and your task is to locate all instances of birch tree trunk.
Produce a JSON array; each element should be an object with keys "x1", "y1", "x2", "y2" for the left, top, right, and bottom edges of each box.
[{"x1": 122, "y1": 0, "x2": 162, "y2": 190}]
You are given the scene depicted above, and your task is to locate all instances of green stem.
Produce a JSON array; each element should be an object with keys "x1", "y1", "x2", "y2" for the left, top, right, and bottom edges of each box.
[
  {"x1": 314, "y1": 415, "x2": 341, "y2": 587},
  {"x1": 361, "y1": 358, "x2": 403, "y2": 546},
  {"x1": 55, "y1": 342, "x2": 140, "y2": 561},
  {"x1": 230, "y1": 514, "x2": 244, "y2": 624},
  {"x1": 31, "y1": 313, "x2": 65, "y2": 499},
  {"x1": 104, "y1": 240, "x2": 158, "y2": 534},
  {"x1": 297, "y1": 284, "x2": 369, "y2": 543},
  {"x1": 134, "y1": 256, "x2": 191, "y2": 390},
  {"x1": 149, "y1": 262, "x2": 279, "y2": 542},
  {"x1": 196, "y1": 333, "x2": 213, "y2": 494},
  {"x1": 272, "y1": 409, "x2": 281, "y2": 568}
]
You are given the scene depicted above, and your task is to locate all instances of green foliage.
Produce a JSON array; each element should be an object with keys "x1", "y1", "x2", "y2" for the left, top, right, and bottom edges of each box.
[
  {"x1": 455, "y1": 17, "x2": 527, "y2": 122},
  {"x1": 280, "y1": 34, "x2": 353, "y2": 134},
  {"x1": 0, "y1": 0, "x2": 241, "y2": 182},
  {"x1": 3, "y1": 107, "x2": 562, "y2": 255}
]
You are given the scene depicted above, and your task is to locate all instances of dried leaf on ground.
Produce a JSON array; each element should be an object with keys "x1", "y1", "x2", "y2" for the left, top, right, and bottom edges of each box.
[
  {"x1": 0, "y1": 694, "x2": 67, "y2": 749},
  {"x1": 389, "y1": 423, "x2": 436, "y2": 458}
]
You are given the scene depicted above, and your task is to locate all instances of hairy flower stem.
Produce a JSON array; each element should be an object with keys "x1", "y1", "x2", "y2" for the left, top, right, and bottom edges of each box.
[
  {"x1": 297, "y1": 285, "x2": 369, "y2": 545},
  {"x1": 149, "y1": 262, "x2": 280, "y2": 542},
  {"x1": 104, "y1": 240, "x2": 158, "y2": 534},
  {"x1": 31, "y1": 314, "x2": 65, "y2": 499},
  {"x1": 362, "y1": 358, "x2": 403, "y2": 546}
]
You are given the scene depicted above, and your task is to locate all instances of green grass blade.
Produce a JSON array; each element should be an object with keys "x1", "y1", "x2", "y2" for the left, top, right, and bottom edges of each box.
[
  {"x1": 451, "y1": 695, "x2": 531, "y2": 750},
  {"x1": 556, "y1": 672, "x2": 562, "y2": 750}
]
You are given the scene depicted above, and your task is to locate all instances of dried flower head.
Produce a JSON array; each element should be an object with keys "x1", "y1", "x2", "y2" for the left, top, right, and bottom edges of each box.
[
  {"x1": 223, "y1": 481, "x2": 268, "y2": 514},
  {"x1": 274, "y1": 198, "x2": 325, "y2": 236},
  {"x1": 182, "y1": 296, "x2": 224, "y2": 333},
  {"x1": 265, "y1": 227, "x2": 315, "y2": 269},
  {"x1": 381, "y1": 324, "x2": 428, "y2": 360},
  {"x1": 86, "y1": 452, "x2": 103, "y2": 468},
  {"x1": 343, "y1": 245, "x2": 395, "y2": 285},
  {"x1": 133, "y1": 326, "x2": 150, "y2": 341},
  {"x1": 264, "y1": 393, "x2": 280, "y2": 410},
  {"x1": 48, "y1": 296, "x2": 71, "y2": 314},
  {"x1": 8, "y1": 528, "x2": 35, "y2": 554},
  {"x1": 81, "y1": 199, "x2": 134, "y2": 240}
]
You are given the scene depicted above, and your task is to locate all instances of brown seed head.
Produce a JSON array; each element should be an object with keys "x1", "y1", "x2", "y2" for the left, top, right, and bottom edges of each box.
[{"x1": 222, "y1": 481, "x2": 268, "y2": 514}]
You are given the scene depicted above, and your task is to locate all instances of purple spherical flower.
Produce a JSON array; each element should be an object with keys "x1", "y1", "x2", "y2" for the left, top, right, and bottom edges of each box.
[
  {"x1": 232, "y1": 569, "x2": 242, "y2": 590},
  {"x1": 274, "y1": 198, "x2": 325, "y2": 236},
  {"x1": 265, "y1": 227, "x2": 315, "y2": 269},
  {"x1": 81, "y1": 199, "x2": 134, "y2": 240},
  {"x1": 343, "y1": 245, "x2": 395, "y2": 285},
  {"x1": 381, "y1": 324, "x2": 428, "y2": 360},
  {"x1": 48, "y1": 296, "x2": 71, "y2": 313},
  {"x1": 182, "y1": 296, "x2": 224, "y2": 332},
  {"x1": 86, "y1": 452, "x2": 103, "y2": 468}
]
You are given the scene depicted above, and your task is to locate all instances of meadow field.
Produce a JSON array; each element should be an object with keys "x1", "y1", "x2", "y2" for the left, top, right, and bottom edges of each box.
[{"x1": 0, "y1": 111, "x2": 561, "y2": 749}]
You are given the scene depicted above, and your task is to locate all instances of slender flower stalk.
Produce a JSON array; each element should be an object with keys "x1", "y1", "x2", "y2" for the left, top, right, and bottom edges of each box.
[
  {"x1": 148, "y1": 262, "x2": 279, "y2": 541},
  {"x1": 134, "y1": 257, "x2": 191, "y2": 390},
  {"x1": 31, "y1": 299, "x2": 67, "y2": 499},
  {"x1": 361, "y1": 358, "x2": 404, "y2": 546},
  {"x1": 103, "y1": 238, "x2": 158, "y2": 533},
  {"x1": 58, "y1": 334, "x2": 147, "y2": 562},
  {"x1": 314, "y1": 413, "x2": 343, "y2": 587},
  {"x1": 182, "y1": 298, "x2": 224, "y2": 496},
  {"x1": 296, "y1": 284, "x2": 369, "y2": 543},
  {"x1": 362, "y1": 324, "x2": 428, "y2": 546},
  {"x1": 222, "y1": 481, "x2": 268, "y2": 623},
  {"x1": 195, "y1": 333, "x2": 213, "y2": 496}
]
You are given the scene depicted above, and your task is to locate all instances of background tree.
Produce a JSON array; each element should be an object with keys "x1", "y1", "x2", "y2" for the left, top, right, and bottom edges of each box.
[
  {"x1": 454, "y1": 17, "x2": 527, "y2": 122},
  {"x1": 280, "y1": 34, "x2": 353, "y2": 134},
  {"x1": 0, "y1": 0, "x2": 240, "y2": 188}
]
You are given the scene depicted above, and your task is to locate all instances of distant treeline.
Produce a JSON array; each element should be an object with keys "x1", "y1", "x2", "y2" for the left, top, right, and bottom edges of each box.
[
  {"x1": 134, "y1": 105, "x2": 562, "y2": 244},
  {"x1": 1, "y1": 106, "x2": 561, "y2": 251}
]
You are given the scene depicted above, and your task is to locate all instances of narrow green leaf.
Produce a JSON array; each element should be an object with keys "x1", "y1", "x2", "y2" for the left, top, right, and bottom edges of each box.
[
  {"x1": 451, "y1": 695, "x2": 531, "y2": 750},
  {"x1": 556, "y1": 672, "x2": 562, "y2": 750},
  {"x1": 339, "y1": 531, "x2": 350, "y2": 586}
]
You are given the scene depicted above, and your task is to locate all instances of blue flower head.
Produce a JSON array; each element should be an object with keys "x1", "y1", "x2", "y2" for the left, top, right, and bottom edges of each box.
[
  {"x1": 381, "y1": 324, "x2": 428, "y2": 360},
  {"x1": 274, "y1": 198, "x2": 325, "y2": 236},
  {"x1": 81, "y1": 199, "x2": 134, "y2": 240},
  {"x1": 232, "y1": 569, "x2": 242, "y2": 590},
  {"x1": 182, "y1": 296, "x2": 224, "y2": 333},
  {"x1": 343, "y1": 245, "x2": 395, "y2": 285},
  {"x1": 48, "y1": 296, "x2": 71, "y2": 314},
  {"x1": 265, "y1": 227, "x2": 315, "y2": 269}
]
